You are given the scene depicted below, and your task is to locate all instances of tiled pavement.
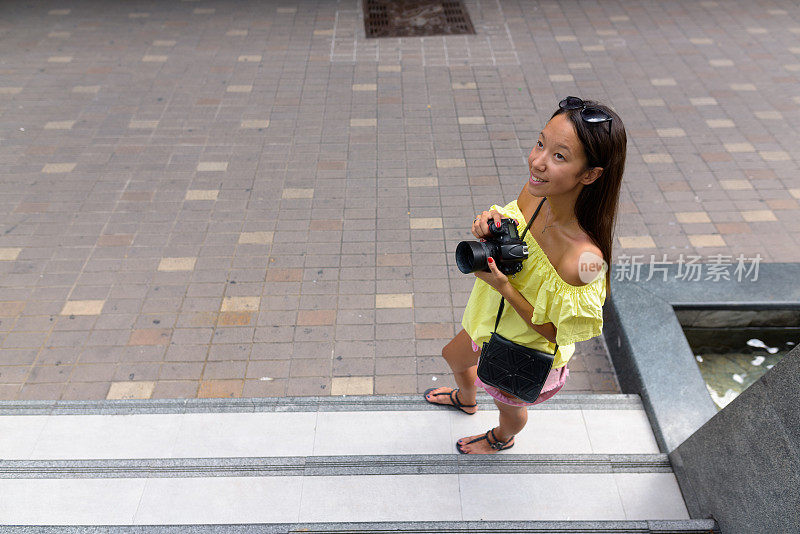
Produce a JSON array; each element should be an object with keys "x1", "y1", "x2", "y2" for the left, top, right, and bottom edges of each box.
[{"x1": 0, "y1": 0, "x2": 798, "y2": 401}]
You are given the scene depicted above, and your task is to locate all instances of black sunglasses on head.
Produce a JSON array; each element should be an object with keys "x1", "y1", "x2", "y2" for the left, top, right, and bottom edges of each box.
[{"x1": 559, "y1": 96, "x2": 612, "y2": 134}]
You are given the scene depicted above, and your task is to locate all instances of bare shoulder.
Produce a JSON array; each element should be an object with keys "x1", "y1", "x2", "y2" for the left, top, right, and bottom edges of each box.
[{"x1": 558, "y1": 237, "x2": 604, "y2": 287}]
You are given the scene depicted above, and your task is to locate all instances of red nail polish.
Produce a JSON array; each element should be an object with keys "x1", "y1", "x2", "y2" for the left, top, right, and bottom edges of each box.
[
  {"x1": 496, "y1": 222, "x2": 501, "y2": 228},
  {"x1": 488, "y1": 258, "x2": 494, "y2": 263}
]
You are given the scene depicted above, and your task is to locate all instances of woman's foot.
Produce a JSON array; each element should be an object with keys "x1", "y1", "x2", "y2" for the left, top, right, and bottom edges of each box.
[
  {"x1": 423, "y1": 387, "x2": 478, "y2": 415},
  {"x1": 456, "y1": 428, "x2": 515, "y2": 454}
]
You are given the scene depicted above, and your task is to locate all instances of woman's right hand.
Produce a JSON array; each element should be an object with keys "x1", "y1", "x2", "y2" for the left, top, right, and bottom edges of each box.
[{"x1": 471, "y1": 209, "x2": 505, "y2": 239}]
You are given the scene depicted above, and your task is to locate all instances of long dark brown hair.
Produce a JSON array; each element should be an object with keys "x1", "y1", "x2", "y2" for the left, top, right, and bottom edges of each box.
[{"x1": 550, "y1": 100, "x2": 627, "y2": 288}]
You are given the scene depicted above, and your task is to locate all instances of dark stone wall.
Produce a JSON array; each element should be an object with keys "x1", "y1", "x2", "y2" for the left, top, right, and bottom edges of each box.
[{"x1": 669, "y1": 345, "x2": 800, "y2": 534}]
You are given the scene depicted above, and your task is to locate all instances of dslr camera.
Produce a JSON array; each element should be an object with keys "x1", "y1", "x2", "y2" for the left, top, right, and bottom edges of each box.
[{"x1": 455, "y1": 218, "x2": 529, "y2": 276}]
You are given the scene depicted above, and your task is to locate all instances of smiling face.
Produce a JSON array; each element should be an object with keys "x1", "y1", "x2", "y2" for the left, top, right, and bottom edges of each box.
[{"x1": 526, "y1": 113, "x2": 600, "y2": 196}]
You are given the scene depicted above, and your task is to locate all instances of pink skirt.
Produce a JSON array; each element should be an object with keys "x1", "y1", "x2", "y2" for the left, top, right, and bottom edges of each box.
[{"x1": 471, "y1": 339, "x2": 569, "y2": 407}]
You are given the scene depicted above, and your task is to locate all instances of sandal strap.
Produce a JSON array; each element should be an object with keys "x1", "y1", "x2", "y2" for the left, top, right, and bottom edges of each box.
[
  {"x1": 449, "y1": 388, "x2": 477, "y2": 409},
  {"x1": 463, "y1": 432, "x2": 489, "y2": 446},
  {"x1": 488, "y1": 428, "x2": 514, "y2": 450}
]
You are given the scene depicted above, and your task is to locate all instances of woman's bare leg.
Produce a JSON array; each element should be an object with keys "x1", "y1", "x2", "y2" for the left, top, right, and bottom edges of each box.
[
  {"x1": 456, "y1": 399, "x2": 528, "y2": 454},
  {"x1": 424, "y1": 329, "x2": 480, "y2": 412}
]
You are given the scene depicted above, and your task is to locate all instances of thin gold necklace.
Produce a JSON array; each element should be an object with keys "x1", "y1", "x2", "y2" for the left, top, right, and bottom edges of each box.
[{"x1": 541, "y1": 205, "x2": 577, "y2": 234}]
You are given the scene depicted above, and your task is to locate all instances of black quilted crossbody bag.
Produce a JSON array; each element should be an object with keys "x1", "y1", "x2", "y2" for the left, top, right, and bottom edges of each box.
[{"x1": 476, "y1": 197, "x2": 558, "y2": 403}]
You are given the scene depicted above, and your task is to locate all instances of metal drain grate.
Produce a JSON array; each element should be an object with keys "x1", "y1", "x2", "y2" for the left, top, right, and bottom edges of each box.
[{"x1": 363, "y1": 0, "x2": 475, "y2": 38}]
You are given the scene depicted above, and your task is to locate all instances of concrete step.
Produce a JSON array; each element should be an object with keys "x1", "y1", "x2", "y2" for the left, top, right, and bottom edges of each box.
[
  {"x1": 0, "y1": 394, "x2": 660, "y2": 458},
  {"x1": 0, "y1": 520, "x2": 721, "y2": 533},
  {"x1": 0, "y1": 395, "x2": 717, "y2": 530}
]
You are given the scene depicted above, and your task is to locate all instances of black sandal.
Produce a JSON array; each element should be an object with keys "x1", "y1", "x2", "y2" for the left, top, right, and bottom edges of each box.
[
  {"x1": 423, "y1": 387, "x2": 477, "y2": 415},
  {"x1": 456, "y1": 428, "x2": 515, "y2": 454}
]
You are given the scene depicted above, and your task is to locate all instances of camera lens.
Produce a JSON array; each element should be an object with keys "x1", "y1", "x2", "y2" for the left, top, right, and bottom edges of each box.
[{"x1": 456, "y1": 241, "x2": 490, "y2": 274}]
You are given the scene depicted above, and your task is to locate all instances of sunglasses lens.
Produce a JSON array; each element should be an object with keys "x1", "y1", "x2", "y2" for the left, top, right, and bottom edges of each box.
[
  {"x1": 581, "y1": 107, "x2": 611, "y2": 123},
  {"x1": 559, "y1": 96, "x2": 584, "y2": 110}
]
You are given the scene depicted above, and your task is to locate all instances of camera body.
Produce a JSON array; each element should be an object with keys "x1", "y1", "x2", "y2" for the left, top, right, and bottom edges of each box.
[{"x1": 455, "y1": 218, "x2": 529, "y2": 276}]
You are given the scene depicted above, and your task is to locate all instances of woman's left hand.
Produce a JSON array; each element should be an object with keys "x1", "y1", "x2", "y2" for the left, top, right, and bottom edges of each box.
[{"x1": 474, "y1": 257, "x2": 510, "y2": 293}]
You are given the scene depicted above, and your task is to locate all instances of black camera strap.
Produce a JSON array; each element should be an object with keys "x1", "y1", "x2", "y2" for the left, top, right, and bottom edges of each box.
[{"x1": 493, "y1": 197, "x2": 557, "y2": 354}]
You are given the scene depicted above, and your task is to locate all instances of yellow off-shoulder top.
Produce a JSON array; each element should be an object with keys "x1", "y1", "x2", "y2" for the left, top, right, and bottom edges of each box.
[{"x1": 460, "y1": 199, "x2": 607, "y2": 369}]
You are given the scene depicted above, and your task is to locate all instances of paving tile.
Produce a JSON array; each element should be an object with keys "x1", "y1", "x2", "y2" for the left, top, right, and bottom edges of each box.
[
  {"x1": 220, "y1": 296, "x2": 260, "y2": 312},
  {"x1": 157, "y1": 257, "x2": 196, "y2": 271},
  {"x1": 375, "y1": 294, "x2": 413, "y2": 308},
  {"x1": 720, "y1": 180, "x2": 753, "y2": 190},
  {"x1": 282, "y1": 188, "x2": 314, "y2": 199},
  {"x1": 436, "y1": 159, "x2": 465, "y2": 168},
  {"x1": 724, "y1": 143, "x2": 755, "y2": 153},
  {"x1": 674, "y1": 212, "x2": 709, "y2": 225},
  {"x1": 60, "y1": 300, "x2": 105, "y2": 316},
  {"x1": 330, "y1": 376, "x2": 373, "y2": 395},
  {"x1": 197, "y1": 379, "x2": 243, "y2": 398},
  {"x1": 618, "y1": 236, "x2": 656, "y2": 248},
  {"x1": 741, "y1": 210, "x2": 777, "y2": 222},
  {"x1": 185, "y1": 190, "x2": 219, "y2": 201},
  {"x1": 42, "y1": 163, "x2": 76, "y2": 173},
  {"x1": 760, "y1": 151, "x2": 791, "y2": 162},
  {"x1": 706, "y1": 119, "x2": 735, "y2": 128},
  {"x1": 650, "y1": 78, "x2": 676, "y2": 86},
  {"x1": 197, "y1": 162, "x2": 228, "y2": 172},
  {"x1": 657, "y1": 128, "x2": 686, "y2": 138},
  {"x1": 408, "y1": 177, "x2": 438, "y2": 187},
  {"x1": 0, "y1": 248, "x2": 22, "y2": 261},
  {"x1": 642, "y1": 154, "x2": 673, "y2": 164},
  {"x1": 754, "y1": 111, "x2": 782, "y2": 120},
  {"x1": 151, "y1": 380, "x2": 199, "y2": 398},
  {"x1": 688, "y1": 234, "x2": 727, "y2": 247},
  {"x1": 72, "y1": 85, "x2": 100, "y2": 93},
  {"x1": 121, "y1": 191, "x2": 153, "y2": 201},
  {"x1": 350, "y1": 118, "x2": 377, "y2": 127},
  {"x1": 410, "y1": 217, "x2": 442, "y2": 229},
  {"x1": 217, "y1": 312, "x2": 253, "y2": 326},
  {"x1": 238, "y1": 232, "x2": 273, "y2": 244},
  {"x1": 266, "y1": 268, "x2": 302, "y2": 282},
  {"x1": 128, "y1": 329, "x2": 171, "y2": 346},
  {"x1": 97, "y1": 234, "x2": 133, "y2": 247},
  {"x1": 241, "y1": 120, "x2": 269, "y2": 128},
  {"x1": 374, "y1": 375, "x2": 416, "y2": 394},
  {"x1": 287, "y1": 376, "x2": 330, "y2": 396},
  {"x1": 297, "y1": 310, "x2": 336, "y2": 325},
  {"x1": 106, "y1": 381, "x2": 155, "y2": 399},
  {"x1": 43, "y1": 120, "x2": 75, "y2": 130}
]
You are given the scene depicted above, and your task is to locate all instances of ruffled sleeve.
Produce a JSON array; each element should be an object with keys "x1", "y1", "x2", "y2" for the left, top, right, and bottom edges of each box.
[
  {"x1": 527, "y1": 263, "x2": 607, "y2": 347},
  {"x1": 550, "y1": 288, "x2": 605, "y2": 346}
]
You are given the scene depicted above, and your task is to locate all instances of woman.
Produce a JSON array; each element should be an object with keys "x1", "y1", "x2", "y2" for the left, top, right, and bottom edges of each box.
[{"x1": 424, "y1": 97, "x2": 627, "y2": 454}]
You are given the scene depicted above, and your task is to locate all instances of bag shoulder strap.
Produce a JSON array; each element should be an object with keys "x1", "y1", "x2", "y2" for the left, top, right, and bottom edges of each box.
[
  {"x1": 493, "y1": 197, "x2": 558, "y2": 354},
  {"x1": 519, "y1": 196, "x2": 547, "y2": 240}
]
